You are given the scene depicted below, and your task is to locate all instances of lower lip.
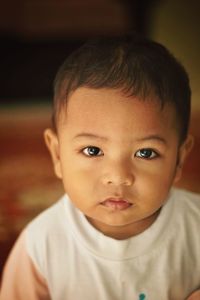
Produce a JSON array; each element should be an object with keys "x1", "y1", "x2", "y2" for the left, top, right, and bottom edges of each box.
[{"x1": 101, "y1": 200, "x2": 132, "y2": 210}]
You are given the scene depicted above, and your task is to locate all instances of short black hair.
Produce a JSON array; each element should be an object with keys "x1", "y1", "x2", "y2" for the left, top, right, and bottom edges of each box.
[{"x1": 53, "y1": 34, "x2": 191, "y2": 143}]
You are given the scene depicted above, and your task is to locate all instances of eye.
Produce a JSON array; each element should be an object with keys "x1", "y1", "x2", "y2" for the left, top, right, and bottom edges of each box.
[
  {"x1": 82, "y1": 146, "x2": 103, "y2": 157},
  {"x1": 135, "y1": 148, "x2": 158, "y2": 160}
]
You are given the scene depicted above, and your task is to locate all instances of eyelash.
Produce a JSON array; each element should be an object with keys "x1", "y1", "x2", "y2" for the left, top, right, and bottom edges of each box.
[{"x1": 81, "y1": 146, "x2": 159, "y2": 160}]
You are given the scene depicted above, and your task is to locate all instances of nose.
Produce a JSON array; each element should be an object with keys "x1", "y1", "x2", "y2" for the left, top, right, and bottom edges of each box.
[{"x1": 102, "y1": 159, "x2": 134, "y2": 186}]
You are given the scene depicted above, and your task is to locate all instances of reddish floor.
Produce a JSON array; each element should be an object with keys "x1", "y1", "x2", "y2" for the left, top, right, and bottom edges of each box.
[{"x1": 0, "y1": 105, "x2": 199, "y2": 278}]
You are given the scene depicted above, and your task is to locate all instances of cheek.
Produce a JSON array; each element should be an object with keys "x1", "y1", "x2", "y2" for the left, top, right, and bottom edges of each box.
[
  {"x1": 136, "y1": 158, "x2": 178, "y2": 192},
  {"x1": 136, "y1": 168, "x2": 176, "y2": 212},
  {"x1": 60, "y1": 155, "x2": 99, "y2": 192}
]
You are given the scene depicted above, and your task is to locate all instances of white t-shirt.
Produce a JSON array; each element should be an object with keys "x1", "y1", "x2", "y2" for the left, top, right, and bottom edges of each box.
[{"x1": 0, "y1": 188, "x2": 200, "y2": 300}]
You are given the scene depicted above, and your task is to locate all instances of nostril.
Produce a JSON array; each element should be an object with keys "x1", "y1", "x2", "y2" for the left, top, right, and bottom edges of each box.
[
  {"x1": 104, "y1": 176, "x2": 134, "y2": 186},
  {"x1": 107, "y1": 180, "x2": 113, "y2": 185},
  {"x1": 102, "y1": 161, "x2": 134, "y2": 186}
]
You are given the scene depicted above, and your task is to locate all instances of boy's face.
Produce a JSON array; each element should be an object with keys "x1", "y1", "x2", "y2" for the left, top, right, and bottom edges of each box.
[{"x1": 45, "y1": 87, "x2": 192, "y2": 239}]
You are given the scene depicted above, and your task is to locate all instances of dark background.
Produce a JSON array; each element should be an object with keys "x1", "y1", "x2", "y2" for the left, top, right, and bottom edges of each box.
[
  {"x1": 0, "y1": 0, "x2": 200, "y2": 105},
  {"x1": 0, "y1": 0, "x2": 158, "y2": 101}
]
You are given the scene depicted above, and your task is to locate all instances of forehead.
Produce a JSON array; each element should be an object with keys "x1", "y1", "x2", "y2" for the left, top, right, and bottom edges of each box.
[{"x1": 58, "y1": 87, "x2": 177, "y2": 140}]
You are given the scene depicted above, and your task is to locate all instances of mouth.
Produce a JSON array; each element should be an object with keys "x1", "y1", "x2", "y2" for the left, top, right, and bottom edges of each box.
[{"x1": 100, "y1": 198, "x2": 133, "y2": 211}]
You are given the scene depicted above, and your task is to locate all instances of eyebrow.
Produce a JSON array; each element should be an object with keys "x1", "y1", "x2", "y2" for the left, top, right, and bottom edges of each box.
[
  {"x1": 73, "y1": 133, "x2": 167, "y2": 144},
  {"x1": 136, "y1": 135, "x2": 167, "y2": 145},
  {"x1": 73, "y1": 133, "x2": 108, "y2": 141}
]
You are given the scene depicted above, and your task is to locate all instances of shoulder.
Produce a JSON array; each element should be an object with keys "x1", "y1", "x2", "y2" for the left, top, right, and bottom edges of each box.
[
  {"x1": 0, "y1": 231, "x2": 50, "y2": 299},
  {"x1": 172, "y1": 188, "x2": 200, "y2": 211},
  {"x1": 170, "y1": 188, "x2": 200, "y2": 232},
  {"x1": 24, "y1": 195, "x2": 73, "y2": 274},
  {"x1": 26, "y1": 195, "x2": 67, "y2": 236}
]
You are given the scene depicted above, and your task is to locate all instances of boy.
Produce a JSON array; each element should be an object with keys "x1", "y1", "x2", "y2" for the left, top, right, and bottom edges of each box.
[{"x1": 0, "y1": 34, "x2": 200, "y2": 300}]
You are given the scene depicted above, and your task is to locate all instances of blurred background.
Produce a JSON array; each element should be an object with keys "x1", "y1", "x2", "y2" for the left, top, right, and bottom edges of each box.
[{"x1": 0, "y1": 0, "x2": 200, "y2": 278}]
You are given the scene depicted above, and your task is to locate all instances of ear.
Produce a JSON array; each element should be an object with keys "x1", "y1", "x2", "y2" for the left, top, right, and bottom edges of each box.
[
  {"x1": 173, "y1": 134, "x2": 194, "y2": 183},
  {"x1": 44, "y1": 128, "x2": 63, "y2": 179}
]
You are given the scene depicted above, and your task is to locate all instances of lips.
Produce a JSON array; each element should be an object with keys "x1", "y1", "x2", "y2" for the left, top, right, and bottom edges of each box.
[{"x1": 100, "y1": 198, "x2": 132, "y2": 210}]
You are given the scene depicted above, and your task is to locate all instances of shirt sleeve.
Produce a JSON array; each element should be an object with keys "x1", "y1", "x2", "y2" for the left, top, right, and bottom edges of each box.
[{"x1": 0, "y1": 230, "x2": 50, "y2": 300}]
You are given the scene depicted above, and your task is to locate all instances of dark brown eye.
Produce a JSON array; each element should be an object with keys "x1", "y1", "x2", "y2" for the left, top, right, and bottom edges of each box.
[
  {"x1": 135, "y1": 148, "x2": 158, "y2": 159},
  {"x1": 83, "y1": 146, "x2": 103, "y2": 157}
]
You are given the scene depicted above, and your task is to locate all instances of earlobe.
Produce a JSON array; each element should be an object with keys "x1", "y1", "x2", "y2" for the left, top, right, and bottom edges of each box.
[
  {"x1": 174, "y1": 135, "x2": 194, "y2": 183},
  {"x1": 44, "y1": 128, "x2": 63, "y2": 179}
]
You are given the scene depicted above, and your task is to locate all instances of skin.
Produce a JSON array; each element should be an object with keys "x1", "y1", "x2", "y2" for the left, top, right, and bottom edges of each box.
[
  {"x1": 44, "y1": 87, "x2": 193, "y2": 240},
  {"x1": 187, "y1": 290, "x2": 200, "y2": 300}
]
